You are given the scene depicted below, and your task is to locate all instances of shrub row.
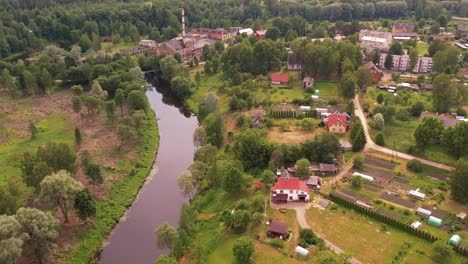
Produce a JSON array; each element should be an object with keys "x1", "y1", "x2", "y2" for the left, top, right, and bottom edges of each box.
[{"x1": 270, "y1": 110, "x2": 297, "y2": 118}]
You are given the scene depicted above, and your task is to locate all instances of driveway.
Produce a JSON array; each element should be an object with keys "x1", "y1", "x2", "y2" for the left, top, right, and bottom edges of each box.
[{"x1": 353, "y1": 95, "x2": 454, "y2": 171}]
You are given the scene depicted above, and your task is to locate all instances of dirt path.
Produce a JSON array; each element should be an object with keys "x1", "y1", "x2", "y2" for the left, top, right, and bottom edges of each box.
[
  {"x1": 292, "y1": 205, "x2": 362, "y2": 264},
  {"x1": 353, "y1": 95, "x2": 454, "y2": 171},
  {"x1": 453, "y1": 16, "x2": 468, "y2": 21}
]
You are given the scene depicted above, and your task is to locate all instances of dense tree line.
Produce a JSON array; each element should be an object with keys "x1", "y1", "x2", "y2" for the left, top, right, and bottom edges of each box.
[{"x1": 1, "y1": 0, "x2": 467, "y2": 60}]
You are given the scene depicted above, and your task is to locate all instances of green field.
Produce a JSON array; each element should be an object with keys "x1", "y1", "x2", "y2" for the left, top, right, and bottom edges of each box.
[{"x1": 307, "y1": 206, "x2": 464, "y2": 264}]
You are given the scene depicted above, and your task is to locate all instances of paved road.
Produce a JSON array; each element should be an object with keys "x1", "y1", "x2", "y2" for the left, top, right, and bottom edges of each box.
[
  {"x1": 353, "y1": 95, "x2": 454, "y2": 171},
  {"x1": 294, "y1": 206, "x2": 362, "y2": 264}
]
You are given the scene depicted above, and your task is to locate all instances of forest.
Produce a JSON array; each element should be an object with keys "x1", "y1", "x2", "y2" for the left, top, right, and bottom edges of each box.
[{"x1": 1, "y1": 0, "x2": 468, "y2": 61}]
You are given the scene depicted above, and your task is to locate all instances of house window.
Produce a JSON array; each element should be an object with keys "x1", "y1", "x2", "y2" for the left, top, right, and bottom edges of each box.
[
  {"x1": 289, "y1": 190, "x2": 293, "y2": 194},
  {"x1": 280, "y1": 190, "x2": 283, "y2": 193}
]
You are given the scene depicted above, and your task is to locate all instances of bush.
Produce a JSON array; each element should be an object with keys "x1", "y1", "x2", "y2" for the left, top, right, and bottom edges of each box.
[
  {"x1": 353, "y1": 156, "x2": 364, "y2": 170},
  {"x1": 85, "y1": 162, "x2": 103, "y2": 184},
  {"x1": 407, "y1": 159, "x2": 423, "y2": 173},
  {"x1": 299, "y1": 228, "x2": 323, "y2": 246},
  {"x1": 351, "y1": 176, "x2": 362, "y2": 188},
  {"x1": 375, "y1": 132, "x2": 385, "y2": 146},
  {"x1": 396, "y1": 108, "x2": 411, "y2": 121}
]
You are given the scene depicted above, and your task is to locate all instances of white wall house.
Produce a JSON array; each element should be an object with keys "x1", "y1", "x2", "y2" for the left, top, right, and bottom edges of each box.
[{"x1": 271, "y1": 178, "x2": 310, "y2": 203}]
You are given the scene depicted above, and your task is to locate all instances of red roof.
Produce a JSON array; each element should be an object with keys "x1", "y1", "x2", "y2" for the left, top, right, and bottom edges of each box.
[
  {"x1": 255, "y1": 30, "x2": 267, "y2": 36},
  {"x1": 327, "y1": 113, "x2": 349, "y2": 128},
  {"x1": 271, "y1": 73, "x2": 289, "y2": 83},
  {"x1": 271, "y1": 178, "x2": 309, "y2": 193}
]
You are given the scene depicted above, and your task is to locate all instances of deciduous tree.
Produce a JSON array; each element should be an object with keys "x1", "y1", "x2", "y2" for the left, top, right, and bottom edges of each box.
[
  {"x1": 295, "y1": 158, "x2": 311, "y2": 177},
  {"x1": 177, "y1": 171, "x2": 196, "y2": 201},
  {"x1": 233, "y1": 237, "x2": 254, "y2": 264},
  {"x1": 414, "y1": 116, "x2": 443, "y2": 149},
  {"x1": 155, "y1": 223, "x2": 178, "y2": 251},
  {"x1": 39, "y1": 170, "x2": 83, "y2": 223},
  {"x1": 74, "y1": 188, "x2": 96, "y2": 221},
  {"x1": 15, "y1": 208, "x2": 58, "y2": 264},
  {"x1": 450, "y1": 160, "x2": 468, "y2": 204}
]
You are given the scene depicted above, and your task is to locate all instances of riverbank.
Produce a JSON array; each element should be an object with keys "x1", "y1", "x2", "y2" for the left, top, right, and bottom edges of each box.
[{"x1": 67, "y1": 98, "x2": 160, "y2": 263}]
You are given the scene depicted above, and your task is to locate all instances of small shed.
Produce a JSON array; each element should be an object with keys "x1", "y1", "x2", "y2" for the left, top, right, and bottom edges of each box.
[
  {"x1": 457, "y1": 212, "x2": 466, "y2": 220},
  {"x1": 303, "y1": 77, "x2": 315, "y2": 89},
  {"x1": 428, "y1": 216, "x2": 443, "y2": 227},
  {"x1": 339, "y1": 140, "x2": 353, "y2": 151},
  {"x1": 411, "y1": 221, "x2": 422, "y2": 229},
  {"x1": 295, "y1": 246, "x2": 310, "y2": 257},
  {"x1": 416, "y1": 207, "x2": 432, "y2": 218},
  {"x1": 449, "y1": 235, "x2": 462, "y2": 246},
  {"x1": 268, "y1": 220, "x2": 288, "y2": 239}
]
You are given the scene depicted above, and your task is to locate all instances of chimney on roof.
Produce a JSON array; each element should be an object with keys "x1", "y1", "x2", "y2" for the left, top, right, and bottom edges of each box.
[{"x1": 181, "y1": 1, "x2": 186, "y2": 38}]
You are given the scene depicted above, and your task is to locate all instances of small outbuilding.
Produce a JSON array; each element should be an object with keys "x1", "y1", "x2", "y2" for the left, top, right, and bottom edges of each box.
[
  {"x1": 416, "y1": 207, "x2": 432, "y2": 218},
  {"x1": 271, "y1": 73, "x2": 289, "y2": 85},
  {"x1": 411, "y1": 221, "x2": 422, "y2": 229},
  {"x1": 456, "y1": 212, "x2": 466, "y2": 220},
  {"x1": 268, "y1": 220, "x2": 288, "y2": 239},
  {"x1": 428, "y1": 216, "x2": 443, "y2": 227},
  {"x1": 408, "y1": 189, "x2": 426, "y2": 200},
  {"x1": 449, "y1": 235, "x2": 462, "y2": 246},
  {"x1": 303, "y1": 77, "x2": 314, "y2": 89},
  {"x1": 295, "y1": 246, "x2": 310, "y2": 257}
]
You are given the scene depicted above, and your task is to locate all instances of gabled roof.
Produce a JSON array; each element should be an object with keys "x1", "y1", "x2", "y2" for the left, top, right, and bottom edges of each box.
[
  {"x1": 458, "y1": 24, "x2": 468, "y2": 32},
  {"x1": 287, "y1": 52, "x2": 301, "y2": 65},
  {"x1": 271, "y1": 177, "x2": 309, "y2": 193},
  {"x1": 271, "y1": 73, "x2": 289, "y2": 83},
  {"x1": 393, "y1": 22, "x2": 415, "y2": 33},
  {"x1": 319, "y1": 163, "x2": 338, "y2": 172},
  {"x1": 327, "y1": 113, "x2": 349, "y2": 127},
  {"x1": 269, "y1": 220, "x2": 288, "y2": 234}
]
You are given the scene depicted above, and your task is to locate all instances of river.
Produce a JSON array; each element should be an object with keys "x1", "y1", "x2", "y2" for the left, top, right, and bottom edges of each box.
[{"x1": 98, "y1": 85, "x2": 199, "y2": 264}]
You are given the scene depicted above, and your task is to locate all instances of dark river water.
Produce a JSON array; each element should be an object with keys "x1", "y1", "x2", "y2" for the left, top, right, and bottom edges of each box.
[{"x1": 98, "y1": 85, "x2": 198, "y2": 264}]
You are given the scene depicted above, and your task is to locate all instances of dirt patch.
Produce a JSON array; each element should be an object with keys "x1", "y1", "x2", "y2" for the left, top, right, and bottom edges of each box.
[
  {"x1": 365, "y1": 156, "x2": 396, "y2": 170},
  {"x1": 380, "y1": 193, "x2": 416, "y2": 209},
  {"x1": 267, "y1": 126, "x2": 323, "y2": 144}
]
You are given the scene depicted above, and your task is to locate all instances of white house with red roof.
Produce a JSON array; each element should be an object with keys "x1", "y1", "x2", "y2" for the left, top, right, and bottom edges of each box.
[
  {"x1": 324, "y1": 112, "x2": 350, "y2": 134},
  {"x1": 271, "y1": 177, "x2": 310, "y2": 203}
]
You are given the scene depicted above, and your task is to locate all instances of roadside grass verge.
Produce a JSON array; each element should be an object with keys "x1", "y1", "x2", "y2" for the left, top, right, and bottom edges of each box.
[{"x1": 67, "y1": 108, "x2": 159, "y2": 263}]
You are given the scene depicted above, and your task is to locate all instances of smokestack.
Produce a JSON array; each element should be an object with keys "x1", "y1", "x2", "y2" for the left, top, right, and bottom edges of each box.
[{"x1": 181, "y1": 1, "x2": 185, "y2": 38}]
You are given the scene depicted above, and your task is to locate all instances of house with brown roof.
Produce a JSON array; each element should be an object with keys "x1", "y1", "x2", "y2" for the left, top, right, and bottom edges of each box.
[
  {"x1": 365, "y1": 61, "x2": 382, "y2": 82},
  {"x1": 268, "y1": 220, "x2": 288, "y2": 239},
  {"x1": 458, "y1": 25, "x2": 468, "y2": 37},
  {"x1": 392, "y1": 22, "x2": 417, "y2": 39},
  {"x1": 418, "y1": 111, "x2": 463, "y2": 128},
  {"x1": 287, "y1": 51, "x2": 302, "y2": 70}
]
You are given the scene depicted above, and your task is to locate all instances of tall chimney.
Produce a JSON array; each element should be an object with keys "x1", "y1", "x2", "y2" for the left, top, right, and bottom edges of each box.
[{"x1": 181, "y1": 1, "x2": 185, "y2": 38}]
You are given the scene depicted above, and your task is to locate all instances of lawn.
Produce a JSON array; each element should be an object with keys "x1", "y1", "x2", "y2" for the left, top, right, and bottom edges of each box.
[
  {"x1": 101, "y1": 41, "x2": 138, "y2": 52},
  {"x1": 306, "y1": 206, "x2": 464, "y2": 264},
  {"x1": 314, "y1": 81, "x2": 339, "y2": 98},
  {"x1": 416, "y1": 42, "x2": 429, "y2": 56}
]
